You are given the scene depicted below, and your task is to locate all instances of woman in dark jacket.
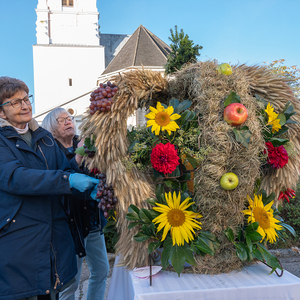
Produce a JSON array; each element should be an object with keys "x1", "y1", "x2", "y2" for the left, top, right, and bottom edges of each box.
[
  {"x1": 42, "y1": 108, "x2": 109, "y2": 300},
  {"x1": 0, "y1": 77, "x2": 99, "y2": 300}
]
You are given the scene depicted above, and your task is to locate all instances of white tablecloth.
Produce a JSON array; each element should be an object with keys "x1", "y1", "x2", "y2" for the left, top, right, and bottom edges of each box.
[{"x1": 107, "y1": 255, "x2": 300, "y2": 300}]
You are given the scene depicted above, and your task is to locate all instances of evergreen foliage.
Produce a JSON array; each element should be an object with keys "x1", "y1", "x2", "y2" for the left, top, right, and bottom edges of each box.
[{"x1": 164, "y1": 25, "x2": 203, "y2": 74}]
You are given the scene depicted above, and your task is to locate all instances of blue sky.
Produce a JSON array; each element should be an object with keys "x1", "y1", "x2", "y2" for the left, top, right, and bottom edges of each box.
[{"x1": 0, "y1": 0, "x2": 299, "y2": 111}]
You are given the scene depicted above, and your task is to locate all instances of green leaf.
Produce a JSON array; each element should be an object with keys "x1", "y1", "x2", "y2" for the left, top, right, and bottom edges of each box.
[
  {"x1": 75, "y1": 146, "x2": 86, "y2": 156},
  {"x1": 174, "y1": 100, "x2": 192, "y2": 114},
  {"x1": 161, "y1": 238, "x2": 172, "y2": 270},
  {"x1": 169, "y1": 99, "x2": 180, "y2": 110},
  {"x1": 285, "y1": 119, "x2": 297, "y2": 124},
  {"x1": 281, "y1": 223, "x2": 296, "y2": 237},
  {"x1": 232, "y1": 126, "x2": 252, "y2": 148},
  {"x1": 170, "y1": 165, "x2": 181, "y2": 177},
  {"x1": 163, "y1": 179, "x2": 180, "y2": 190},
  {"x1": 128, "y1": 140, "x2": 139, "y2": 153},
  {"x1": 245, "y1": 231, "x2": 263, "y2": 242},
  {"x1": 267, "y1": 138, "x2": 289, "y2": 147},
  {"x1": 255, "y1": 94, "x2": 268, "y2": 106},
  {"x1": 245, "y1": 222, "x2": 259, "y2": 232},
  {"x1": 155, "y1": 184, "x2": 165, "y2": 203},
  {"x1": 145, "y1": 198, "x2": 158, "y2": 206},
  {"x1": 148, "y1": 242, "x2": 161, "y2": 254},
  {"x1": 234, "y1": 243, "x2": 248, "y2": 261},
  {"x1": 125, "y1": 212, "x2": 140, "y2": 221},
  {"x1": 102, "y1": 220, "x2": 116, "y2": 233},
  {"x1": 184, "y1": 153, "x2": 198, "y2": 169},
  {"x1": 84, "y1": 137, "x2": 96, "y2": 151},
  {"x1": 277, "y1": 113, "x2": 286, "y2": 126},
  {"x1": 252, "y1": 245, "x2": 264, "y2": 261},
  {"x1": 282, "y1": 101, "x2": 294, "y2": 115},
  {"x1": 193, "y1": 235, "x2": 216, "y2": 256},
  {"x1": 153, "y1": 168, "x2": 165, "y2": 178},
  {"x1": 224, "y1": 227, "x2": 235, "y2": 242},
  {"x1": 224, "y1": 91, "x2": 241, "y2": 107},
  {"x1": 245, "y1": 236, "x2": 253, "y2": 252},
  {"x1": 139, "y1": 209, "x2": 153, "y2": 224},
  {"x1": 178, "y1": 110, "x2": 191, "y2": 126},
  {"x1": 162, "y1": 238, "x2": 196, "y2": 276},
  {"x1": 141, "y1": 224, "x2": 154, "y2": 236},
  {"x1": 273, "y1": 126, "x2": 289, "y2": 137},
  {"x1": 128, "y1": 222, "x2": 140, "y2": 230},
  {"x1": 257, "y1": 243, "x2": 282, "y2": 271},
  {"x1": 129, "y1": 204, "x2": 140, "y2": 215},
  {"x1": 133, "y1": 232, "x2": 151, "y2": 243},
  {"x1": 199, "y1": 231, "x2": 220, "y2": 249}
]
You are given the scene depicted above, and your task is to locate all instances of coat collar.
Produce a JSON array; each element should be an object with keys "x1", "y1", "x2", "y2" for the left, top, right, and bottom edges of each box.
[{"x1": 0, "y1": 117, "x2": 39, "y2": 131}]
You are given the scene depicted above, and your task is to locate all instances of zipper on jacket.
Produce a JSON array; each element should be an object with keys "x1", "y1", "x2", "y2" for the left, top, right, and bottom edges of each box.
[
  {"x1": 50, "y1": 242, "x2": 61, "y2": 290},
  {"x1": 38, "y1": 145, "x2": 49, "y2": 170}
]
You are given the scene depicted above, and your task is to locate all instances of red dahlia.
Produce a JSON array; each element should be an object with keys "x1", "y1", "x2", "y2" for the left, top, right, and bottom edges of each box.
[
  {"x1": 265, "y1": 142, "x2": 289, "y2": 169},
  {"x1": 151, "y1": 142, "x2": 180, "y2": 174}
]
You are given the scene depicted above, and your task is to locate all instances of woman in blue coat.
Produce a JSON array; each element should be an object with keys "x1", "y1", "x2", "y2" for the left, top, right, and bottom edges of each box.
[{"x1": 0, "y1": 77, "x2": 99, "y2": 300}]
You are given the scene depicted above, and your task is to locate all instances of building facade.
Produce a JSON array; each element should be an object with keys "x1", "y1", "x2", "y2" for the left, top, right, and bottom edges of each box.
[
  {"x1": 33, "y1": 0, "x2": 105, "y2": 122},
  {"x1": 33, "y1": 1, "x2": 171, "y2": 129}
]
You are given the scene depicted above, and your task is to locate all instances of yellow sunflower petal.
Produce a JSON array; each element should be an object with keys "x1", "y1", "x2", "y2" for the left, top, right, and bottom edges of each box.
[
  {"x1": 170, "y1": 113, "x2": 181, "y2": 120},
  {"x1": 149, "y1": 106, "x2": 158, "y2": 114},
  {"x1": 156, "y1": 102, "x2": 164, "y2": 112},
  {"x1": 161, "y1": 222, "x2": 171, "y2": 242},
  {"x1": 145, "y1": 112, "x2": 156, "y2": 120},
  {"x1": 164, "y1": 106, "x2": 174, "y2": 115}
]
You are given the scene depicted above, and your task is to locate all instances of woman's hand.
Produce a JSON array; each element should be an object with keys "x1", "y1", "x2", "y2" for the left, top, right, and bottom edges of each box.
[
  {"x1": 75, "y1": 139, "x2": 84, "y2": 166},
  {"x1": 69, "y1": 173, "x2": 99, "y2": 192}
]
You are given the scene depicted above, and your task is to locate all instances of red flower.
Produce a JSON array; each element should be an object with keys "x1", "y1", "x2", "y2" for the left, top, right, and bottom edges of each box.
[
  {"x1": 151, "y1": 142, "x2": 180, "y2": 174},
  {"x1": 265, "y1": 142, "x2": 289, "y2": 169}
]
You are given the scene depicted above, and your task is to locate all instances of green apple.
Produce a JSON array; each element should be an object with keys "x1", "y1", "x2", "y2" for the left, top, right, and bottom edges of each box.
[
  {"x1": 220, "y1": 172, "x2": 239, "y2": 190},
  {"x1": 217, "y1": 63, "x2": 232, "y2": 75}
]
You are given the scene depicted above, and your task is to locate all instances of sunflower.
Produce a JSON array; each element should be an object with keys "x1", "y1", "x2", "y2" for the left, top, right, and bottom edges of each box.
[
  {"x1": 265, "y1": 103, "x2": 281, "y2": 133},
  {"x1": 243, "y1": 194, "x2": 283, "y2": 244},
  {"x1": 145, "y1": 102, "x2": 181, "y2": 135},
  {"x1": 152, "y1": 191, "x2": 202, "y2": 246}
]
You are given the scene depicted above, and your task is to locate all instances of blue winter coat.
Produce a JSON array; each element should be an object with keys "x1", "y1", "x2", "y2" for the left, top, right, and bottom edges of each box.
[{"x1": 0, "y1": 118, "x2": 77, "y2": 300}]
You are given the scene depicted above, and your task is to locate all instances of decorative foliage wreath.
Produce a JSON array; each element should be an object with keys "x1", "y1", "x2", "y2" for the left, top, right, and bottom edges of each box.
[{"x1": 79, "y1": 61, "x2": 300, "y2": 275}]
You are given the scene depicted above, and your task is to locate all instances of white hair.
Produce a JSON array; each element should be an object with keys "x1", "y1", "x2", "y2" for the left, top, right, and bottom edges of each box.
[{"x1": 41, "y1": 107, "x2": 76, "y2": 137}]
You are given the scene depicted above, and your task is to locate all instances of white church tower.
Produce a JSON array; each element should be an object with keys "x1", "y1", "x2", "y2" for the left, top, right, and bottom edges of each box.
[{"x1": 33, "y1": 0, "x2": 105, "y2": 122}]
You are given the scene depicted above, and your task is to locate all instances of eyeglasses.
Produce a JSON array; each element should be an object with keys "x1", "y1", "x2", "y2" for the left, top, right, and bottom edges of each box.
[
  {"x1": 56, "y1": 116, "x2": 74, "y2": 124},
  {"x1": 0, "y1": 95, "x2": 34, "y2": 109}
]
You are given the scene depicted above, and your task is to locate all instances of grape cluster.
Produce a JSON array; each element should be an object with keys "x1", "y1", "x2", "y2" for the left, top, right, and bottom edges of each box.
[
  {"x1": 95, "y1": 173, "x2": 118, "y2": 218},
  {"x1": 89, "y1": 81, "x2": 118, "y2": 115},
  {"x1": 83, "y1": 144, "x2": 95, "y2": 158}
]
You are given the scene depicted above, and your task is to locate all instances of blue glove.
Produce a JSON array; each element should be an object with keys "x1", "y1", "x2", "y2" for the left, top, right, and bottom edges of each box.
[
  {"x1": 90, "y1": 185, "x2": 98, "y2": 201},
  {"x1": 69, "y1": 173, "x2": 99, "y2": 192}
]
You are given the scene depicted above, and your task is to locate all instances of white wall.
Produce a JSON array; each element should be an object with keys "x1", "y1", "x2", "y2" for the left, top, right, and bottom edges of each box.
[
  {"x1": 33, "y1": 45, "x2": 105, "y2": 122},
  {"x1": 36, "y1": 0, "x2": 99, "y2": 46}
]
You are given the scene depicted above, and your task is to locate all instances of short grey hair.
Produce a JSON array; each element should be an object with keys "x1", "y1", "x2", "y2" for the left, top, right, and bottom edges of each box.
[{"x1": 41, "y1": 107, "x2": 76, "y2": 137}]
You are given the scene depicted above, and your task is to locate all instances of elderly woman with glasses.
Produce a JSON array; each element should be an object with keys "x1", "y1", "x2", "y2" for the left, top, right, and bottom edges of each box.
[
  {"x1": 42, "y1": 108, "x2": 109, "y2": 300},
  {"x1": 0, "y1": 77, "x2": 100, "y2": 300}
]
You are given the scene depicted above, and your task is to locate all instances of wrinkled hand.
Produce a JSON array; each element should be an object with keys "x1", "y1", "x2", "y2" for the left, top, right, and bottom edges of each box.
[{"x1": 69, "y1": 173, "x2": 99, "y2": 192}]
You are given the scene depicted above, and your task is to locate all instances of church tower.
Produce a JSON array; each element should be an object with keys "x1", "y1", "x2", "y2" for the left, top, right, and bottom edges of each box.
[{"x1": 33, "y1": 0, "x2": 105, "y2": 121}]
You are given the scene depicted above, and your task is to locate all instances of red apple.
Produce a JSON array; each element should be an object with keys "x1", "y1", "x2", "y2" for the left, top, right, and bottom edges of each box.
[{"x1": 223, "y1": 103, "x2": 248, "y2": 126}]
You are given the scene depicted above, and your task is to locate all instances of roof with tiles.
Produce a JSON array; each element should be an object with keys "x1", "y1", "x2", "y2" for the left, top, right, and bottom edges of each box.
[{"x1": 102, "y1": 25, "x2": 171, "y2": 75}]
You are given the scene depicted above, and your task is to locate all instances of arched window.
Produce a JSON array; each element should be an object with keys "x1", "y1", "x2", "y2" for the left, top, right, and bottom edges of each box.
[{"x1": 62, "y1": 0, "x2": 73, "y2": 7}]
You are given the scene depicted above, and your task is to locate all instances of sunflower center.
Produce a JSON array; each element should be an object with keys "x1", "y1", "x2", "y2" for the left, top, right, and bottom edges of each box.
[
  {"x1": 155, "y1": 111, "x2": 171, "y2": 127},
  {"x1": 167, "y1": 209, "x2": 185, "y2": 227},
  {"x1": 253, "y1": 207, "x2": 270, "y2": 229}
]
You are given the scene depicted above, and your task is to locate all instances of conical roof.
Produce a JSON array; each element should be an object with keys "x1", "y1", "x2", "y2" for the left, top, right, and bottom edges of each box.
[{"x1": 102, "y1": 25, "x2": 171, "y2": 75}]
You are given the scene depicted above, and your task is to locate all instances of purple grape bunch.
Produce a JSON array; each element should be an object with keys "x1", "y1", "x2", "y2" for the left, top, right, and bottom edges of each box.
[
  {"x1": 95, "y1": 173, "x2": 118, "y2": 218},
  {"x1": 83, "y1": 144, "x2": 95, "y2": 158}
]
